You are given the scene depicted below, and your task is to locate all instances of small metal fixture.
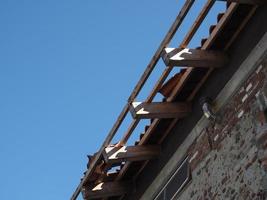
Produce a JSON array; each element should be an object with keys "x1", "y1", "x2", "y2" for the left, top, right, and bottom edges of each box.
[
  {"x1": 256, "y1": 89, "x2": 267, "y2": 121},
  {"x1": 200, "y1": 97, "x2": 216, "y2": 121}
]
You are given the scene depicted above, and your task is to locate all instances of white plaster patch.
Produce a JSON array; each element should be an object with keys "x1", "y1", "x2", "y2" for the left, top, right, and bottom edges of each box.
[
  {"x1": 170, "y1": 48, "x2": 192, "y2": 60},
  {"x1": 242, "y1": 94, "x2": 248, "y2": 102},
  {"x1": 239, "y1": 87, "x2": 245, "y2": 94},
  {"x1": 238, "y1": 110, "x2": 244, "y2": 118},
  {"x1": 92, "y1": 182, "x2": 104, "y2": 191},
  {"x1": 247, "y1": 146, "x2": 258, "y2": 161},
  {"x1": 189, "y1": 151, "x2": 199, "y2": 163},
  {"x1": 132, "y1": 102, "x2": 142, "y2": 108},
  {"x1": 247, "y1": 81, "x2": 259, "y2": 97},
  {"x1": 165, "y1": 47, "x2": 175, "y2": 53},
  {"x1": 255, "y1": 90, "x2": 260, "y2": 97},
  {"x1": 136, "y1": 108, "x2": 149, "y2": 114},
  {"x1": 222, "y1": 125, "x2": 229, "y2": 134},
  {"x1": 234, "y1": 164, "x2": 241, "y2": 173},
  {"x1": 256, "y1": 64, "x2": 263, "y2": 74},
  {"x1": 214, "y1": 134, "x2": 219, "y2": 141},
  {"x1": 246, "y1": 83, "x2": 253, "y2": 92}
]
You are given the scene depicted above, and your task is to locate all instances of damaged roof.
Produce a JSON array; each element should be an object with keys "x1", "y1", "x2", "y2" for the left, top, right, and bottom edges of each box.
[{"x1": 70, "y1": 1, "x2": 262, "y2": 200}]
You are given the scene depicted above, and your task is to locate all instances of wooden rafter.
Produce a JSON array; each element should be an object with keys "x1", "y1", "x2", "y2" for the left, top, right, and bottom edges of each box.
[
  {"x1": 103, "y1": 145, "x2": 160, "y2": 164},
  {"x1": 82, "y1": 181, "x2": 133, "y2": 200},
  {"x1": 130, "y1": 102, "x2": 191, "y2": 119},
  {"x1": 161, "y1": 48, "x2": 228, "y2": 68}
]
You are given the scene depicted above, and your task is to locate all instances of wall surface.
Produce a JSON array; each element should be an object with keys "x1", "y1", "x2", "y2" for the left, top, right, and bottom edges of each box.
[{"x1": 180, "y1": 60, "x2": 267, "y2": 200}]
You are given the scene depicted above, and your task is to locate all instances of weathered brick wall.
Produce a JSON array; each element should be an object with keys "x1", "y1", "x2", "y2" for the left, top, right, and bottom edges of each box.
[{"x1": 179, "y1": 61, "x2": 267, "y2": 200}]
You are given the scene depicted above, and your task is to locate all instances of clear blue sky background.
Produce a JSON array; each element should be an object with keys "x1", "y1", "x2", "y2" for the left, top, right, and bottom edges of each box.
[{"x1": 0, "y1": 1, "x2": 225, "y2": 199}]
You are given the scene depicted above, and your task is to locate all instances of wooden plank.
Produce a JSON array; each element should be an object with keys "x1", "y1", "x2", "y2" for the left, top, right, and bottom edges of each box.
[
  {"x1": 119, "y1": 119, "x2": 140, "y2": 146},
  {"x1": 130, "y1": 102, "x2": 191, "y2": 119},
  {"x1": 159, "y1": 72, "x2": 187, "y2": 98},
  {"x1": 162, "y1": 48, "x2": 228, "y2": 68},
  {"x1": 82, "y1": 181, "x2": 133, "y2": 200},
  {"x1": 217, "y1": 0, "x2": 265, "y2": 4},
  {"x1": 202, "y1": 3, "x2": 238, "y2": 49},
  {"x1": 181, "y1": 0, "x2": 215, "y2": 48},
  {"x1": 115, "y1": 120, "x2": 160, "y2": 181},
  {"x1": 103, "y1": 145, "x2": 160, "y2": 164}
]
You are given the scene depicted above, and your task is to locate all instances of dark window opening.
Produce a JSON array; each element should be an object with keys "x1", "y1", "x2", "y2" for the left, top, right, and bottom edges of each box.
[{"x1": 154, "y1": 157, "x2": 191, "y2": 200}]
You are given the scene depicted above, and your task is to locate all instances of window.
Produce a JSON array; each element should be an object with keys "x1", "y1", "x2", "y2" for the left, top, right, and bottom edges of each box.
[{"x1": 154, "y1": 157, "x2": 191, "y2": 200}]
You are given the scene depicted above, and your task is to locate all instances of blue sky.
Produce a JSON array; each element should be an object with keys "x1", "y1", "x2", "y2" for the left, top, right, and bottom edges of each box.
[{"x1": 0, "y1": 1, "x2": 225, "y2": 199}]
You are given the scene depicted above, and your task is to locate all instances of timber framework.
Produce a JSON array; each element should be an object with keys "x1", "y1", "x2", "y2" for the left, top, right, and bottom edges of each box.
[{"x1": 71, "y1": 0, "x2": 267, "y2": 199}]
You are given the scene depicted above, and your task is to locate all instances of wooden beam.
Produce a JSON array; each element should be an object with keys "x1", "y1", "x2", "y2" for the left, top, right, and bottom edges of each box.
[
  {"x1": 130, "y1": 102, "x2": 191, "y2": 119},
  {"x1": 217, "y1": 0, "x2": 265, "y2": 4},
  {"x1": 180, "y1": 0, "x2": 215, "y2": 48},
  {"x1": 82, "y1": 181, "x2": 133, "y2": 200},
  {"x1": 159, "y1": 70, "x2": 186, "y2": 98},
  {"x1": 161, "y1": 48, "x2": 228, "y2": 68},
  {"x1": 103, "y1": 145, "x2": 160, "y2": 164}
]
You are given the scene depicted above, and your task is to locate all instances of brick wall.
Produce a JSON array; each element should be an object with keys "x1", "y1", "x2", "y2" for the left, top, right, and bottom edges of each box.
[{"x1": 179, "y1": 61, "x2": 267, "y2": 200}]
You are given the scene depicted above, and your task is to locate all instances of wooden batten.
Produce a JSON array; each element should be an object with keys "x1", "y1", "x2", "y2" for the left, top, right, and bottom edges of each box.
[
  {"x1": 82, "y1": 181, "x2": 133, "y2": 199},
  {"x1": 159, "y1": 72, "x2": 185, "y2": 98},
  {"x1": 161, "y1": 48, "x2": 228, "y2": 68},
  {"x1": 130, "y1": 102, "x2": 191, "y2": 119},
  {"x1": 217, "y1": 0, "x2": 265, "y2": 4},
  {"x1": 103, "y1": 145, "x2": 160, "y2": 164}
]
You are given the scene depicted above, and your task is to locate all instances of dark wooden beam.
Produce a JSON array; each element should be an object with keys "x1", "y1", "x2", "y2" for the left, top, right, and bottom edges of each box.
[
  {"x1": 161, "y1": 48, "x2": 228, "y2": 68},
  {"x1": 130, "y1": 102, "x2": 191, "y2": 119},
  {"x1": 103, "y1": 145, "x2": 160, "y2": 164},
  {"x1": 217, "y1": 0, "x2": 265, "y2": 4},
  {"x1": 82, "y1": 181, "x2": 133, "y2": 199}
]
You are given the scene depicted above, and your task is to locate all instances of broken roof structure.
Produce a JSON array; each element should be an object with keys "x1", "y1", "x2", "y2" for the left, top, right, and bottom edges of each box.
[{"x1": 71, "y1": 0, "x2": 267, "y2": 199}]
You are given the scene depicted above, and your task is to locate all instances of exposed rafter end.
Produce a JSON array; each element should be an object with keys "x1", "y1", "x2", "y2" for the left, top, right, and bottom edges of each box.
[
  {"x1": 161, "y1": 48, "x2": 228, "y2": 68},
  {"x1": 103, "y1": 145, "x2": 160, "y2": 164},
  {"x1": 82, "y1": 181, "x2": 133, "y2": 200},
  {"x1": 216, "y1": 0, "x2": 265, "y2": 4},
  {"x1": 130, "y1": 102, "x2": 191, "y2": 119}
]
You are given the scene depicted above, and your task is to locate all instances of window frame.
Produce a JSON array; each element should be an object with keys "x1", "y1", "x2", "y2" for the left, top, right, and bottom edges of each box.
[{"x1": 153, "y1": 156, "x2": 191, "y2": 200}]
